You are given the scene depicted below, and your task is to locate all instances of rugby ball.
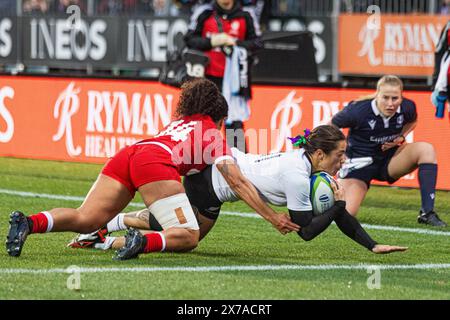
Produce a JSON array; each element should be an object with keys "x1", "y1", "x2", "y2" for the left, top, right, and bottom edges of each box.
[{"x1": 310, "y1": 171, "x2": 335, "y2": 216}]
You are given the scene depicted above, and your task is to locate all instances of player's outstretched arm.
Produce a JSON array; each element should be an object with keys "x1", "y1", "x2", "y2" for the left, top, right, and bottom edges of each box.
[
  {"x1": 216, "y1": 159, "x2": 300, "y2": 235},
  {"x1": 334, "y1": 209, "x2": 408, "y2": 254},
  {"x1": 289, "y1": 201, "x2": 346, "y2": 241},
  {"x1": 329, "y1": 181, "x2": 408, "y2": 254}
]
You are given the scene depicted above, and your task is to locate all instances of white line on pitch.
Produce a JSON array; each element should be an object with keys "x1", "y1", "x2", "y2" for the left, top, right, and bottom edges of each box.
[
  {"x1": 221, "y1": 211, "x2": 450, "y2": 236},
  {"x1": 0, "y1": 263, "x2": 449, "y2": 274},
  {"x1": 1, "y1": 188, "x2": 450, "y2": 237}
]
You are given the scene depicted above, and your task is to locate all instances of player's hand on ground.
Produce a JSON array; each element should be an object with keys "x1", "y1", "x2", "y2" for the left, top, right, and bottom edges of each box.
[
  {"x1": 371, "y1": 244, "x2": 408, "y2": 254},
  {"x1": 271, "y1": 213, "x2": 300, "y2": 235},
  {"x1": 330, "y1": 180, "x2": 345, "y2": 201}
]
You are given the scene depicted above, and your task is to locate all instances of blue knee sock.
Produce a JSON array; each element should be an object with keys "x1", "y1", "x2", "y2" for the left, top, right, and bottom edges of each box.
[{"x1": 418, "y1": 163, "x2": 437, "y2": 213}]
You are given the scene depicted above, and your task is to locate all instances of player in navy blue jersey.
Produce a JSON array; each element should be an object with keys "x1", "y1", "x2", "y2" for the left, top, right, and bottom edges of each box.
[{"x1": 332, "y1": 75, "x2": 447, "y2": 227}]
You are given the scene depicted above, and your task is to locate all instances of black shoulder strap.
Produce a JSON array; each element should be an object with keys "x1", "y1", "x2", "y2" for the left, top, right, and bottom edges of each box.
[
  {"x1": 213, "y1": 12, "x2": 224, "y2": 33},
  {"x1": 213, "y1": 12, "x2": 234, "y2": 56}
]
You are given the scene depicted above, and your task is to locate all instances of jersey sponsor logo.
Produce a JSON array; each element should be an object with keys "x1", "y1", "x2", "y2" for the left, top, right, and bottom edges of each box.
[
  {"x1": 369, "y1": 134, "x2": 399, "y2": 144},
  {"x1": 231, "y1": 21, "x2": 240, "y2": 34},
  {"x1": 368, "y1": 119, "x2": 376, "y2": 130},
  {"x1": 205, "y1": 207, "x2": 220, "y2": 215},
  {"x1": 254, "y1": 153, "x2": 282, "y2": 163}
]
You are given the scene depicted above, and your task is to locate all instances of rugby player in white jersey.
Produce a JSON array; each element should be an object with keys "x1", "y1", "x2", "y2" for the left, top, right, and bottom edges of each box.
[{"x1": 70, "y1": 125, "x2": 407, "y2": 257}]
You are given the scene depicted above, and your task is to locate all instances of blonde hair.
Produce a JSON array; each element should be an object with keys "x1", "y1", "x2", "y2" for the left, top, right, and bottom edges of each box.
[{"x1": 355, "y1": 75, "x2": 404, "y2": 102}]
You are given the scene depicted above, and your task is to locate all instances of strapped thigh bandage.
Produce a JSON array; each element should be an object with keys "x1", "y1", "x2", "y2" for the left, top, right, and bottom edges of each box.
[{"x1": 148, "y1": 193, "x2": 199, "y2": 230}]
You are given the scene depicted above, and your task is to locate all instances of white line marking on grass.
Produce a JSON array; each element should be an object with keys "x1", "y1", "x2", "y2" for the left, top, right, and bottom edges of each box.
[
  {"x1": 0, "y1": 264, "x2": 449, "y2": 274},
  {"x1": 1, "y1": 188, "x2": 450, "y2": 237},
  {"x1": 0, "y1": 188, "x2": 143, "y2": 207},
  {"x1": 0, "y1": 188, "x2": 87, "y2": 203},
  {"x1": 358, "y1": 223, "x2": 450, "y2": 236},
  {"x1": 221, "y1": 211, "x2": 450, "y2": 237}
]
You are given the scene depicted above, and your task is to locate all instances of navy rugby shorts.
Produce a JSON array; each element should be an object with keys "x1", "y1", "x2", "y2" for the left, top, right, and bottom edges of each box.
[{"x1": 344, "y1": 148, "x2": 399, "y2": 188}]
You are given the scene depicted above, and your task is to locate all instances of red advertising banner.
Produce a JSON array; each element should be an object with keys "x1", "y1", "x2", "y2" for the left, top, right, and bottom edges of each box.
[
  {"x1": 0, "y1": 76, "x2": 179, "y2": 163},
  {"x1": 0, "y1": 76, "x2": 449, "y2": 190},
  {"x1": 339, "y1": 14, "x2": 448, "y2": 77}
]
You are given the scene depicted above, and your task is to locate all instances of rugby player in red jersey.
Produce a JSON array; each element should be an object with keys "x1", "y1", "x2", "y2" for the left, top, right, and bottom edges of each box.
[{"x1": 6, "y1": 78, "x2": 299, "y2": 259}]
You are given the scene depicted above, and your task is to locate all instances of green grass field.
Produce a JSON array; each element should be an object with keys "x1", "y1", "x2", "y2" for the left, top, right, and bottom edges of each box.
[{"x1": 0, "y1": 157, "x2": 449, "y2": 300}]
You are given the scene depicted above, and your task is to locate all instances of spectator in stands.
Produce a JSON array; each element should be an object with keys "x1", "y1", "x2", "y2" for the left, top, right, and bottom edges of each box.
[
  {"x1": 271, "y1": 0, "x2": 300, "y2": 17},
  {"x1": 184, "y1": 0, "x2": 262, "y2": 152},
  {"x1": 23, "y1": 0, "x2": 50, "y2": 13},
  {"x1": 96, "y1": 0, "x2": 173, "y2": 16},
  {"x1": 173, "y1": 0, "x2": 199, "y2": 16},
  {"x1": 152, "y1": 0, "x2": 172, "y2": 16},
  {"x1": 0, "y1": 0, "x2": 16, "y2": 15},
  {"x1": 256, "y1": 0, "x2": 304, "y2": 31},
  {"x1": 51, "y1": 0, "x2": 86, "y2": 14},
  {"x1": 96, "y1": 0, "x2": 123, "y2": 15},
  {"x1": 135, "y1": 0, "x2": 154, "y2": 13},
  {"x1": 440, "y1": 0, "x2": 450, "y2": 14},
  {"x1": 95, "y1": 0, "x2": 136, "y2": 15}
]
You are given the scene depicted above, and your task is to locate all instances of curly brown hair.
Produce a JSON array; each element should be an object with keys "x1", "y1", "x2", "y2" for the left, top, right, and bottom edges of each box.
[{"x1": 175, "y1": 78, "x2": 228, "y2": 123}]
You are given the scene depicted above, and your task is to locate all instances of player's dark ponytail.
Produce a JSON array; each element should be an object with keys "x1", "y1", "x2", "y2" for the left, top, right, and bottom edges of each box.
[{"x1": 288, "y1": 125, "x2": 345, "y2": 155}]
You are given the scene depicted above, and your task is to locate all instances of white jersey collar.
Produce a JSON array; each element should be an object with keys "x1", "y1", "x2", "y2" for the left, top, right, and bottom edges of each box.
[{"x1": 371, "y1": 99, "x2": 401, "y2": 118}]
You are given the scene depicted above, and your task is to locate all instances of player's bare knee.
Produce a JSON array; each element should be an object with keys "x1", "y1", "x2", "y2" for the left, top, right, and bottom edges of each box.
[
  {"x1": 167, "y1": 228, "x2": 199, "y2": 252},
  {"x1": 416, "y1": 142, "x2": 437, "y2": 163}
]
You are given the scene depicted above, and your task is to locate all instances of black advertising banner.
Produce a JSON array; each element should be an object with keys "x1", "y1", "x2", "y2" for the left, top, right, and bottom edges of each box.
[
  {"x1": 252, "y1": 31, "x2": 318, "y2": 82},
  {"x1": 0, "y1": 16, "x2": 17, "y2": 64},
  {"x1": 267, "y1": 16, "x2": 333, "y2": 74},
  {"x1": 21, "y1": 16, "x2": 119, "y2": 68},
  {"x1": 6, "y1": 14, "x2": 334, "y2": 77},
  {"x1": 117, "y1": 16, "x2": 189, "y2": 69}
]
